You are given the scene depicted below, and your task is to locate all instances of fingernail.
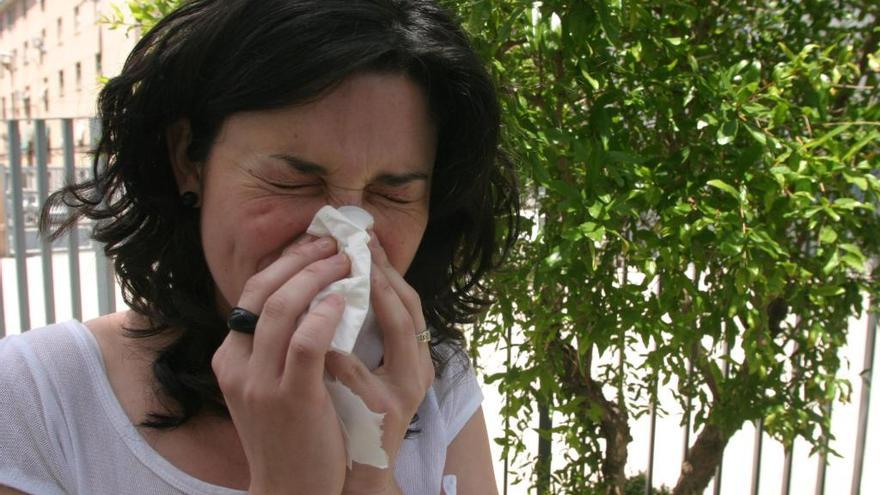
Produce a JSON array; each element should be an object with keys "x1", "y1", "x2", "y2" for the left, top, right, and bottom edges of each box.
[
  {"x1": 318, "y1": 237, "x2": 335, "y2": 249},
  {"x1": 294, "y1": 233, "x2": 316, "y2": 245},
  {"x1": 331, "y1": 252, "x2": 348, "y2": 264}
]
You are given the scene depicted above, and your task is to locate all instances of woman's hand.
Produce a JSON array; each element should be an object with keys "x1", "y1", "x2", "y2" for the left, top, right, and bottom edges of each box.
[
  {"x1": 325, "y1": 236, "x2": 435, "y2": 495},
  {"x1": 211, "y1": 235, "x2": 350, "y2": 495}
]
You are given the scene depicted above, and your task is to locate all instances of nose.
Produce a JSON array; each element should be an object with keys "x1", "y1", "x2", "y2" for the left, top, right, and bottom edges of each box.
[{"x1": 326, "y1": 185, "x2": 365, "y2": 209}]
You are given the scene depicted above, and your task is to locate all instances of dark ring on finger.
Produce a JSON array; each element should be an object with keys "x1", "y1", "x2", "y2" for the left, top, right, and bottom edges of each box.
[{"x1": 227, "y1": 307, "x2": 259, "y2": 334}]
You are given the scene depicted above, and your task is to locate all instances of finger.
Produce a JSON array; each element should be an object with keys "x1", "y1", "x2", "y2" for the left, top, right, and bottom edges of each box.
[
  {"x1": 237, "y1": 236, "x2": 338, "y2": 314},
  {"x1": 370, "y1": 260, "x2": 423, "y2": 375},
  {"x1": 251, "y1": 252, "x2": 351, "y2": 377},
  {"x1": 368, "y1": 236, "x2": 428, "y2": 337},
  {"x1": 223, "y1": 236, "x2": 337, "y2": 350},
  {"x1": 324, "y1": 350, "x2": 382, "y2": 409},
  {"x1": 369, "y1": 237, "x2": 430, "y2": 371},
  {"x1": 282, "y1": 293, "x2": 346, "y2": 389},
  {"x1": 212, "y1": 337, "x2": 250, "y2": 392}
]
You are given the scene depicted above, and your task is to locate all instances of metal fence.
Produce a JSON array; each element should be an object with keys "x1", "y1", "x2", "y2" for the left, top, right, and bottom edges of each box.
[
  {"x1": 0, "y1": 118, "x2": 876, "y2": 494},
  {"x1": 0, "y1": 117, "x2": 115, "y2": 336}
]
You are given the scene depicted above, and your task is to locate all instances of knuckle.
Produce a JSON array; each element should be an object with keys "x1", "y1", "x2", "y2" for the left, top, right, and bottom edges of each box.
[
  {"x1": 211, "y1": 348, "x2": 225, "y2": 374},
  {"x1": 310, "y1": 303, "x2": 341, "y2": 325},
  {"x1": 334, "y1": 360, "x2": 368, "y2": 384},
  {"x1": 238, "y1": 276, "x2": 266, "y2": 302},
  {"x1": 213, "y1": 361, "x2": 239, "y2": 392},
  {"x1": 240, "y1": 383, "x2": 262, "y2": 404},
  {"x1": 261, "y1": 294, "x2": 289, "y2": 321},
  {"x1": 288, "y1": 338, "x2": 322, "y2": 363},
  {"x1": 282, "y1": 242, "x2": 309, "y2": 258},
  {"x1": 401, "y1": 285, "x2": 421, "y2": 305},
  {"x1": 372, "y1": 272, "x2": 392, "y2": 293},
  {"x1": 300, "y1": 261, "x2": 327, "y2": 280}
]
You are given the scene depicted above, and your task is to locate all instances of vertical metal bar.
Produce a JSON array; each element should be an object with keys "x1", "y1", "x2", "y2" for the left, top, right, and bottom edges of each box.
[
  {"x1": 751, "y1": 419, "x2": 764, "y2": 495},
  {"x1": 8, "y1": 120, "x2": 30, "y2": 331},
  {"x1": 647, "y1": 273, "x2": 662, "y2": 495},
  {"x1": 618, "y1": 254, "x2": 627, "y2": 411},
  {"x1": 89, "y1": 118, "x2": 115, "y2": 315},
  {"x1": 781, "y1": 444, "x2": 793, "y2": 495},
  {"x1": 781, "y1": 336, "x2": 802, "y2": 495},
  {"x1": 851, "y1": 307, "x2": 877, "y2": 495},
  {"x1": 501, "y1": 319, "x2": 511, "y2": 495},
  {"x1": 814, "y1": 401, "x2": 832, "y2": 495},
  {"x1": 35, "y1": 119, "x2": 55, "y2": 324},
  {"x1": 644, "y1": 377, "x2": 657, "y2": 495},
  {"x1": 62, "y1": 119, "x2": 81, "y2": 321},
  {"x1": 0, "y1": 257, "x2": 6, "y2": 337}
]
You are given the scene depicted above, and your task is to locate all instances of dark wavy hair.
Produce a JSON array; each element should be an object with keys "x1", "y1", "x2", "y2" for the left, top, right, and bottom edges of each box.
[{"x1": 41, "y1": 0, "x2": 518, "y2": 429}]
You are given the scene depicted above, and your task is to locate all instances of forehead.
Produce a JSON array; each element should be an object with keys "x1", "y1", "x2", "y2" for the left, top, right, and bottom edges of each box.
[{"x1": 213, "y1": 73, "x2": 437, "y2": 175}]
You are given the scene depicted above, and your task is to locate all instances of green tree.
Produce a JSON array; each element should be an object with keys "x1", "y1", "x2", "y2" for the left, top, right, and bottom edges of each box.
[
  {"x1": 450, "y1": 1, "x2": 880, "y2": 494},
  {"x1": 104, "y1": 0, "x2": 182, "y2": 33},
  {"x1": 110, "y1": 1, "x2": 880, "y2": 494}
]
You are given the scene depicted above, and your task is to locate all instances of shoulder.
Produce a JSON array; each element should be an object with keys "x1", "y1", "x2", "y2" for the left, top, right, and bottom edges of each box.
[
  {"x1": 0, "y1": 322, "x2": 93, "y2": 495},
  {"x1": 0, "y1": 320, "x2": 99, "y2": 419},
  {"x1": 430, "y1": 340, "x2": 483, "y2": 443},
  {"x1": 0, "y1": 321, "x2": 93, "y2": 383}
]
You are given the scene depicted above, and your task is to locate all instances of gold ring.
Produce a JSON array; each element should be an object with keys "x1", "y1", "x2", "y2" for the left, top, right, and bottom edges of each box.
[{"x1": 415, "y1": 329, "x2": 431, "y2": 343}]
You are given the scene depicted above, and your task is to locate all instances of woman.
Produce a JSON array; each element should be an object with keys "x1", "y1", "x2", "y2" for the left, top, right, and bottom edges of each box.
[{"x1": 0, "y1": 0, "x2": 517, "y2": 494}]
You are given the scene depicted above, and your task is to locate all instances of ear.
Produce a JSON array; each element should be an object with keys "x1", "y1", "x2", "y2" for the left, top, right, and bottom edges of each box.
[{"x1": 166, "y1": 119, "x2": 201, "y2": 194}]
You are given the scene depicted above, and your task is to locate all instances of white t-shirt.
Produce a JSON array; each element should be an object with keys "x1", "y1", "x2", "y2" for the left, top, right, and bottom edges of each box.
[{"x1": 0, "y1": 321, "x2": 482, "y2": 495}]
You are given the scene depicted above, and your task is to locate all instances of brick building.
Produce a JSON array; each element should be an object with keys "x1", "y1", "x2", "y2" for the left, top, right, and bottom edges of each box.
[{"x1": 0, "y1": 0, "x2": 137, "y2": 254}]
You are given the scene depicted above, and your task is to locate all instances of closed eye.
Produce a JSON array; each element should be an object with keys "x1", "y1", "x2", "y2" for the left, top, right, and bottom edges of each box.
[
  {"x1": 376, "y1": 193, "x2": 415, "y2": 204},
  {"x1": 269, "y1": 182, "x2": 322, "y2": 192}
]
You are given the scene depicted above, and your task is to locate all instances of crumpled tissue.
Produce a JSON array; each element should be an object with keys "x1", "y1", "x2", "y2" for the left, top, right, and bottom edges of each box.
[{"x1": 306, "y1": 205, "x2": 387, "y2": 469}]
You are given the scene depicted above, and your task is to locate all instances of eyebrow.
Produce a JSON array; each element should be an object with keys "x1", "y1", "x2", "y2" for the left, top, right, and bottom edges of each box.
[{"x1": 269, "y1": 153, "x2": 430, "y2": 186}]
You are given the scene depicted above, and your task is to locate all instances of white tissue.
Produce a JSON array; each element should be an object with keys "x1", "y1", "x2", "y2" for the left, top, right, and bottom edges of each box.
[
  {"x1": 307, "y1": 205, "x2": 374, "y2": 353},
  {"x1": 306, "y1": 205, "x2": 388, "y2": 469}
]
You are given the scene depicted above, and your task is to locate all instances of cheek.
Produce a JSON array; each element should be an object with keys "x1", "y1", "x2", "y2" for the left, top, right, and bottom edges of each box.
[
  {"x1": 373, "y1": 220, "x2": 427, "y2": 274},
  {"x1": 202, "y1": 198, "x2": 320, "y2": 299}
]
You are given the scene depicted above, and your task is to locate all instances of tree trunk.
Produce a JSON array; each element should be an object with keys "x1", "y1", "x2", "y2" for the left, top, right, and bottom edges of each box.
[
  {"x1": 672, "y1": 423, "x2": 729, "y2": 495},
  {"x1": 551, "y1": 339, "x2": 632, "y2": 494},
  {"x1": 599, "y1": 404, "x2": 631, "y2": 495}
]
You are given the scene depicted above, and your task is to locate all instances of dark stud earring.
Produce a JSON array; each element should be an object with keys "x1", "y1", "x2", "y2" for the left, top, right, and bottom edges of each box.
[{"x1": 180, "y1": 191, "x2": 200, "y2": 208}]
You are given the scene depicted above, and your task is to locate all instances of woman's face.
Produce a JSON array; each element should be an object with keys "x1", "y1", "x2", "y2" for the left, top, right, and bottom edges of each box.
[{"x1": 185, "y1": 73, "x2": 437, "y2": 312}]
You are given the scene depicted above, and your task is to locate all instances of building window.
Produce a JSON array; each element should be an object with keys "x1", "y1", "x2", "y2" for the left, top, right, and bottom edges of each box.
[
  {"x1": 23, "y1": 41, "x2": 28, "y2": 65},
  {"x1": 41, "y1": 0, "x2": 45, "y2": 12},
  {"x1": 39, "y1": 29, "x2": 46, "y2": 64},
  {"x1": 74, "y1": 6, "x2": 80, "y2": 33},
  {"x1": 75, "y1": 62, "x2": 82, "y2": 91},
  {"x1": 2, "y1": 97, "x2": 6, "y2": 120},
  {"x1": 57, "y1": 17, "x2": 62, "y2": 44},
  {"x1": 42, "y1": 78, "x2": 48, "y2": 112},
  {"x1": 58, "y1": 70, "x2": 64, "y2": 97},
  {"x1": 23, "y1": 86, "x2": 31, "y2": 119},
  {"x1": 95, "y1": 52, "x2": 102, "y2": 76}
]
